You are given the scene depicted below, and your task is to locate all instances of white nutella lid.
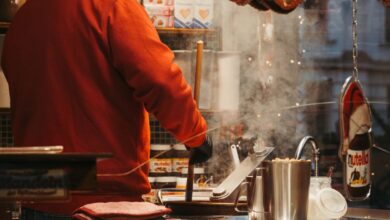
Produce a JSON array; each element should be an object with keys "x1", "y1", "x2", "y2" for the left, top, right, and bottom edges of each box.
[
  {"x1": 316, "y1": 188, "x2": 347, "y2": 219},
  {"x1": 156, "y1": 176, "x2": 177, "y2": 183},
  {"x1": 173, "y1": 144, "x2": 187, "y2": 151},
  {"x1": 148, "y1": 176, "x2": 156, "y2": 183},
  {"x1": 151, "y1": 144, "x2": 171, "y2": 151}
]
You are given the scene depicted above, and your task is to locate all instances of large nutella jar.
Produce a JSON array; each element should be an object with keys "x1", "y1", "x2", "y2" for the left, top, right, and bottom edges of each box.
[
  {"x1": 345, "y1": 132, "x2": 372, "y2": 200},
  {"x1": 142, "y1": 176, "x2": 158, "y2": 203},
  {"x1": 172, "y1": 144, "x2": 189, "y2": 176},
  {"x1": 149, "y1": 144, "x2": 173, "y2": 177}
]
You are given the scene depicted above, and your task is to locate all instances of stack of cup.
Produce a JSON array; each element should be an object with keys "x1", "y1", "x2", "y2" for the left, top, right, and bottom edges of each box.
[{"x1": 308, "y1": 177, "x2": 348, "y2": 219}]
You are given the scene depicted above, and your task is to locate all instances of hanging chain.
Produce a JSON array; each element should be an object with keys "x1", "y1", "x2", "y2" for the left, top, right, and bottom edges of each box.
[{"x1": 352, "y1": 0, "x2": 359, "y2": 79}]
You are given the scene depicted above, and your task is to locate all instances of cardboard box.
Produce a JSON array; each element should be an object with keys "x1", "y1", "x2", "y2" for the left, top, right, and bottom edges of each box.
[
  {"x1": 192, "y1": 0, "x2": 213, "y2": 28},
  {"x1": 144, "y1": 4, "x2": 174, "y2": 28},
  {"x1": 174, "y1": 0, "x2": 194, "y2": 28}
]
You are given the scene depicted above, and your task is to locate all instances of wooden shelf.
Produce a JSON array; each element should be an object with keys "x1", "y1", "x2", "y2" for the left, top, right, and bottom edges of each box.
[
  {"x1": 0, "y1": 24, "x2": 215, "y2": 35},
  {"x1": 157, "y1": 27, "x2": 216, "y2": 35}
]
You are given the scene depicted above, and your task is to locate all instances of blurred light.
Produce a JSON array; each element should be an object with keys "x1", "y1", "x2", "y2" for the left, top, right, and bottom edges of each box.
[
  {"x1": 297, "y1": 61, "x2": 301, "y2": 65},
  {"x1": 248, "y1": 57, "x2": 253, "y2": 62},
  {"x1": 302, "y1": 49, "x2": 306, "y2": 53},
  {"x1": 290, "y1": 59, "x2": 295, "y2": 64},
  {"x1": 300, "y1": 20, "x2": 304, "y2": 25},
  {"x1": 262, "y1": 23, "x2": 266, "y2": 27},
  {"x1": 296, "y1": 103, "x2": 300, "y2": 106},
  {"x1": 298, "y1": 15, "x2": 302, "y2": 19},
  {"x1": 371, "y1": 172, "x2": 375, "y2": 176},
  {"x1": 257, "y1": 114, "x2": 261, "y2": 118},
  {"x1": 277, "y1": 113, "x2": 281, "y2": 117}
]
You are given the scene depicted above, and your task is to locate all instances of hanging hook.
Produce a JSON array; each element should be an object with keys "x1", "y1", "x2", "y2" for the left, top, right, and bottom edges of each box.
[{"x1": 352, "y1": 0, "x2": 359, "y2": 80}]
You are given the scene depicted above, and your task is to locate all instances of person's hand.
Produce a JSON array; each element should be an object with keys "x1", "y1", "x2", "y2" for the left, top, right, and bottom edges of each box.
[
  {"x1": 187, "y1": 135, "x2": 213, "y2": 165},
  {"x1": 230, "y1": 0, "x2": 252, "y2": 6}
]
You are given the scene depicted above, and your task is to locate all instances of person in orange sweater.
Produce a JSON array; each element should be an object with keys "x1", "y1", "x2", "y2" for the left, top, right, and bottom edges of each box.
[{"x1": 1, "y1": 0, "x2": 212, "y2": 219}]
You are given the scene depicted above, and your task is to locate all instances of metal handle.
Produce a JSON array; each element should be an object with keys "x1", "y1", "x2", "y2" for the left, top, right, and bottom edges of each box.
[
  {"x1": 193, "y1": 40, "x2": 204, "y2": 105},
  {"x1": 233, "y1": 181, "x2": 249, "y2": 213},
  {"x1": 185, "y1": 40, "x2": 204, "y2": 202}
]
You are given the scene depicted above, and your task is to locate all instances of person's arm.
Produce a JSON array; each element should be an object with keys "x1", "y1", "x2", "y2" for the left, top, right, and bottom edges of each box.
[{"x1": 107, "y1": 0, "x2": 206, "y2": 147}]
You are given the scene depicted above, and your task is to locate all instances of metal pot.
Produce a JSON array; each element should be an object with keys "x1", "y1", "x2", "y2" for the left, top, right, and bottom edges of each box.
[
  {"x1": 235, "y1": 160, "x2": 311, "y2": 220},
  {"x1": 263, "y1": 160, "x2": 311, "y2": 220}
]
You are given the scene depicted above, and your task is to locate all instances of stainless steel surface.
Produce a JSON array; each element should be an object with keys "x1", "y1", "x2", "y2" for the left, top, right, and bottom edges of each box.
[
  {"x1": 261, "y1": 160, "x2": 311, "y2": 220},
  {"x1": 165, "y1": 208, "x2": 390, "y2": 220},
  {"x1": 345, "y1": 207, "x2": 390, "y2": 220},
  {"x1": 294, "y1": 136, "x2": 320, "y2": 177},
  {"x1": 210, "y1": 147, "x2": 274, "y2": 201}
]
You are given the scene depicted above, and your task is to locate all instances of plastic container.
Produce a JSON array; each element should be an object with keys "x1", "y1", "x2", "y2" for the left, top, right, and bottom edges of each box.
[
  {"x1": 308, "y1": 188, "x2": 347, "y2": 220},
  {"x1": 309, "y1": 176, "x2": 332, "y2": 195},
  {"x1": 172, "y1": 144, "x2": 189, "y2": 176},
  {"x1": 149, "y1": 144, "x2": 173, "y2": 176}
]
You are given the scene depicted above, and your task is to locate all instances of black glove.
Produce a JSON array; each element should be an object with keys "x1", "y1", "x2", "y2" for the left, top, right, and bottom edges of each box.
[{"x1": 187, "y1": 135, "x2": 213, "y2": 165}]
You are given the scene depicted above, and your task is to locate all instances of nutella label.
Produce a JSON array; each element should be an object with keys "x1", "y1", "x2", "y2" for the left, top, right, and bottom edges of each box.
[
  {"x1": 347, "y1": 149, "x2": 370, "y2": 187},
  {"x1": 150, "y1": 158, "x2": 172, "y2": 173},
  {"x1": 172, "y1": 158, "x2": 188, "y2": 173}
]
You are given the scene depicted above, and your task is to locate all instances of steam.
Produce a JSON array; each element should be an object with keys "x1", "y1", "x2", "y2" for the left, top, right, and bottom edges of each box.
[
  {"x1": 203, "y1": 2, "x2": 336, "y2": 183},
  {"x1": 170, "y1": 1, "x2": 347, "y2": 183}
]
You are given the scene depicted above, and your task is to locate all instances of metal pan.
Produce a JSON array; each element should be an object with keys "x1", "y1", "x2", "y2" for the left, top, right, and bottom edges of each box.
[{"x1": 158, "y1": 188, "x2": 247, "y2": 216}]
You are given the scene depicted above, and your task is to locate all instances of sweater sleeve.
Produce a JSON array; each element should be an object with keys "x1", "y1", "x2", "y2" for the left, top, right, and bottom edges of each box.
[{"x1": 107, "y1": 0, "x2": 206, "y2": 147}]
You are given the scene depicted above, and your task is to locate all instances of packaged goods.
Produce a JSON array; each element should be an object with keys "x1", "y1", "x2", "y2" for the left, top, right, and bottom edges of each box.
[
  {"x1": 345, "y1": 133, "x2": 372, "y2": 199},
  {"x1": 174, "y1": 0, "x2": 194, "y2": 28},
  {"x1": 144, "y1": 4, "x2": 174, "y2": 28},
  {"x1": 172, "y1": 144, "x2": 189, "y2": 176},
  {"x1": 192, "y1": 0, "x2": 213, "y2": 28},
  {"x1": 149, "y1": 144, "x2": 173, "y2": 175},
  {"x1": 180, "y1": 167, "x2": 209, "y2": 188}
]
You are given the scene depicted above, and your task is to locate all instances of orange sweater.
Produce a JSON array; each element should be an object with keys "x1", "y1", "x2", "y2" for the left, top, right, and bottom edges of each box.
[{"x1": 1, "y1": 0, "x2": 206, "y2": 214}]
